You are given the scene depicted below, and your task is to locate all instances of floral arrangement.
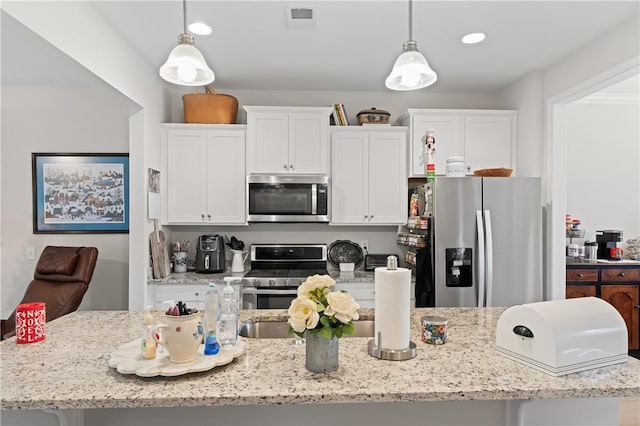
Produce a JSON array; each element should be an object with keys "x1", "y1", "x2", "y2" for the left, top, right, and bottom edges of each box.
[{"x1": 288, "y1": 275, "x2": 360, "y2": 339}]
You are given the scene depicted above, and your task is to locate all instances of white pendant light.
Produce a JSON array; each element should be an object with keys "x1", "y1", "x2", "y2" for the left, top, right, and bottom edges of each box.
[
  {"x1": 159, "y1": 0, "x2": 214, "y2": 86},
  {"x1": 385, "y1": 0, "x2": 437, "y2": 91}
]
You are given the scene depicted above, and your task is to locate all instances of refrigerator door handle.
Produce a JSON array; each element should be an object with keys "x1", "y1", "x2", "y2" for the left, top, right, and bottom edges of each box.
[
  {"x1": 476, "y1": 210, "x2": 486, "y2": 308},
  {"x1": 484, "y1": 210, "x2": 494, "y2": 307}
]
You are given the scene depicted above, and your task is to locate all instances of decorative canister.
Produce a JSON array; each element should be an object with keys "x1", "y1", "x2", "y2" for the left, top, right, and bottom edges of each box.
[
  {"x1": 356, "y1": 107, "x2": 390, "y2": 125},
  {"x1": 421, "y1": 316, "x2": 448, "y2": 345},
  {"x1": 445, "y1": 155, "x2": 466, "y2": 177},
  {"x1": 567, "y1": 244, "x2": 579, "y2": 257},
  {"x1": 16, "y1": 302, "x2": 46, "y2": 344}
]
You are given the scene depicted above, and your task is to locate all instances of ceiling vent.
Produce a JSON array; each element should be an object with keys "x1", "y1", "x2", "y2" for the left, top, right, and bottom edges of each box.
[{"x1": 287, "y1": 6, "x2": 316, "y2": 30}]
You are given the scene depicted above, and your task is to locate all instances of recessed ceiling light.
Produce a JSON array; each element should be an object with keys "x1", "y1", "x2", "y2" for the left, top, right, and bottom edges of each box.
[
  {"x1": 188, "y1": 22, "x2": 212, "y2": 36},
  {"x1": 461, "y1": 32, "x2": 486, "y2": 44}
]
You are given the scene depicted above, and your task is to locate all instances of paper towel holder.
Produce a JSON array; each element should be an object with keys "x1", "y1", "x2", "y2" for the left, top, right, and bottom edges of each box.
[{"x1": 368, "y1": 332, "x2": 417, "y2": 361}]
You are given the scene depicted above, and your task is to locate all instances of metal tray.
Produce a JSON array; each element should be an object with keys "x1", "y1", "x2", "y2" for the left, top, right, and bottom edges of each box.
[{"x1": 328, "y1": 240, "x2": 363, "y2": 268}]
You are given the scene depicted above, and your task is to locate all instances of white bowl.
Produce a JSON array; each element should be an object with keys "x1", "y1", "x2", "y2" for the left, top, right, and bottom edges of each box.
[{"x1": 339, "y1": 263, "x2": 355, "y2": 272}]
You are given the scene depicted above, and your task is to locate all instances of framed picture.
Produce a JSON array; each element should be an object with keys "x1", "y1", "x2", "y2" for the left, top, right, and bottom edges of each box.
[{"x1": 32, "y1": 153, "x2": 129, "y2": 233}]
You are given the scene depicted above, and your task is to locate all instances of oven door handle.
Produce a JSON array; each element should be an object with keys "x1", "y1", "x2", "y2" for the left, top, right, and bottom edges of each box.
[{"x1": 242, "y1": 288, "x2": 298, "y2": 296}]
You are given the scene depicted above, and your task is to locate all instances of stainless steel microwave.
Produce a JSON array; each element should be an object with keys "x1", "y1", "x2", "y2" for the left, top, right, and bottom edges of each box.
[{"x1": 247, "y1": 175, "x2": 329, "y2": 222}]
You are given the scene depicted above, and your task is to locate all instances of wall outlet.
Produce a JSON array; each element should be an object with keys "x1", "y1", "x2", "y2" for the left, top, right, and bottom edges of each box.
[
  {"x1": 360, "y1": 240, "x2": 369, "y2": 252},
  {"x1": 25, "y1": 246, "x2": 36, "y2": 260}
]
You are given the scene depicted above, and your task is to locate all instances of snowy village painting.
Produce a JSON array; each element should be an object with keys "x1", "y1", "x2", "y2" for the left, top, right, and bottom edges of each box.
[{"x1": 32, "y1": 154, "x2": 129, "y2": 233}]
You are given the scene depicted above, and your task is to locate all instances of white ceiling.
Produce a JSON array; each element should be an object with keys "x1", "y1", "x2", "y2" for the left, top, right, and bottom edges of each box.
[{"x1": 2, "y1": 1, "x2": 639, "y2": 94}]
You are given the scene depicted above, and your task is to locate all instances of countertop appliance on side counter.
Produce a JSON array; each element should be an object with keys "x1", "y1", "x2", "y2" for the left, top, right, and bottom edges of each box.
[{"x1": 195, "y1": 235, "x2": 225, "y2": 273}]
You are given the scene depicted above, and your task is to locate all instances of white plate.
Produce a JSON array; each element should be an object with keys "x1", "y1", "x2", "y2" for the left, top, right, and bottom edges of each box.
[{"x1": 108, "y1": 338, "x2": 245, "y2": 377}]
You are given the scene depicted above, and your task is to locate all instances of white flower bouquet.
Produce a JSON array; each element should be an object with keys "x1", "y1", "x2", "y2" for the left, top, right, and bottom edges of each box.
[{"x1": 288, "y1": 275, "x2": 360, "y2": 339}]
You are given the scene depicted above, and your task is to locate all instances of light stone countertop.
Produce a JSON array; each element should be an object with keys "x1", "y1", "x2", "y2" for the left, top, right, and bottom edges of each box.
[
  {"x1": 1, "y1": 308, "x2": 639, "y2": 411},
  {"x1": 148, "y1": 269, "x2": 378, "y2": 284}
]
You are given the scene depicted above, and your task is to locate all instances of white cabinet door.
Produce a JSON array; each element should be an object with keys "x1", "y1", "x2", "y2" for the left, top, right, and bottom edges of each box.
[
  {"x1": 246, "y1": 112, "x2": 289, "y2": 174},
  {"x1": 205, "y1": 130, "x2": 246, "y2": 224},
  {"x1": 331, "y1": 128, "x2": 407, "y2": 225},
  {"x1": 289, "y1": 112, "x2": 329, "y2": 174},
  {"x1": 464, "y1": 114, "x2": 515, "y2": 173},
  {"x1": 403, "y1": 109, "x2": 516, "y2": 177},
  {"x1": 368, "y1": 131, "x2": 407, "y2": 224},
  {"x1": 150, "y1": 284, "x2": 209, "y2": 310},
  {"x1": 331, "y1": 131, "x2": 368, "y2": 224},
  {"x1": 245, "y1": 106, "x2": 331, "y2": 174},
  {"x1": 167, "y1": 130, "x2": 207, "y2": 223},
  {"x1": 334, "y1": 281, "x2": 375, "y2": 309},
  {"x1": 164, "y1": 125, "x2": 247, "y2": 225},
  {"x1": 410, "y1": 114, "x2": 463, "y2": 177}
]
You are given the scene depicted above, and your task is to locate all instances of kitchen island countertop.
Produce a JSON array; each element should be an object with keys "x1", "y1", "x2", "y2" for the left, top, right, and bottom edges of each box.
[{"x1": 1, "y1": 307, "x2": 638, "y2": 412}]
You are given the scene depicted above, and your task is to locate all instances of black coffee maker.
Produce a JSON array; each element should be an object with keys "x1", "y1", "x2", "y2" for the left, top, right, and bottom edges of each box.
[{"x1": 596, "y1": 230, "x2": 623, "y2": 259}]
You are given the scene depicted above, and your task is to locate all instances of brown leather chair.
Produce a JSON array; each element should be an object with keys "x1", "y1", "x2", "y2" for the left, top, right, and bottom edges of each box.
[{"x1": 1, "y1": 246, "x2": 98, "y2": 340}]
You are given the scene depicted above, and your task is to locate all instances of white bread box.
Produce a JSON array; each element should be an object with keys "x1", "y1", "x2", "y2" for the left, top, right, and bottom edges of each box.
[{"x1": 496, "y1": 297, "x2": 628, "y2": 376}]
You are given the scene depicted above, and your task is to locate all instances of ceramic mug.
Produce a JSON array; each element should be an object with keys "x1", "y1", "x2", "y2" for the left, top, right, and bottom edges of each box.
[
  {"x1": 421, "y1": 316, "x2": 448, "y2": 345},
  {"x1": 152, "y1": 312, "x2": 203, "y2": 363},
  {"x1": 609, "y1": 247, "x2": 623, "y2": 260}
]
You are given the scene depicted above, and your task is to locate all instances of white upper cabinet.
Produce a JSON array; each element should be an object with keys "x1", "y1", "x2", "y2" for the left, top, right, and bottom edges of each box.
[
  {"x1": 244, "y1": 106, "x2": 332, "y2": 174},
  {"x1": 401, "y1": 109, "x2": 517, "y2": 177},
  {"x1": 331, "y1": 127, "x2": 407, "y2": 225},
  {"x1": 162, "y1": 124, "x2": 247, "y2": 225}
]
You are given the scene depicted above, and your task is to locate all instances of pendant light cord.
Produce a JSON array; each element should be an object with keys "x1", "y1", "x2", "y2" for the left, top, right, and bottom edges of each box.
[
  {"x1": 408, "y1": 0, "x2": 413, "y2": 41},
  {"x1": 183, "y1": 0, "x2": 188, "y2": 34}
]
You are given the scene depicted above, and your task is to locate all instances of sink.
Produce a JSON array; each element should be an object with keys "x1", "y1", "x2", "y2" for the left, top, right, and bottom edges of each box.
[{"x1": 238, "y1": 320, "x2": 374, "y2": 338}]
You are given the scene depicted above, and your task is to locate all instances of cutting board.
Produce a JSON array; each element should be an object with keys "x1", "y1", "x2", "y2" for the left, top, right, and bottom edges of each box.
[{"x1": 149, "y1": 219, "x2": 170, "y2": 278}]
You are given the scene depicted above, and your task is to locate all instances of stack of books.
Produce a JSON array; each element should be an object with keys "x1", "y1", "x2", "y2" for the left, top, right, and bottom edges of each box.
[{"x1": 332, "y1": 104, "x2": 348, "y2": 126}]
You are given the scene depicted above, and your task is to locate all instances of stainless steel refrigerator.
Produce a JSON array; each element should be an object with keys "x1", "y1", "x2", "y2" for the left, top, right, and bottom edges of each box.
[{"x1": 414, "y1": 177, "x2": 542, "y2": 307}]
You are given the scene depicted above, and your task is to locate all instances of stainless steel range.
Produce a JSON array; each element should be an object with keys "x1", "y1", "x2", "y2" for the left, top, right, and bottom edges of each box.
[{"x1": 242, "y1": 244, "x2": 328, "y2": 309}]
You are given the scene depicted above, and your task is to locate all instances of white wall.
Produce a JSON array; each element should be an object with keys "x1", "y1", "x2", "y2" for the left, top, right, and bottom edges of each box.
[
  {"x1": 169, "y1": 88, "x2": 503, "y2": 125},
  {"x1": 543, "y1": 14, "x2": 640, "y2": 301},
  {"x1": 566, "y1": 102, "x2": 640, "y2": 248},
  {"x1": 544, "y1": 15, "x2": 640, "y2": 101},
  {"x1": 1, "y1": 87, "x2": 132, "y2": 315},
  {"x1": 497, "y1": 70, "x2": 545, "y2": 178},
  {"x1": 168, "y1": 224, "x2": 403, "y2": 270},
  {"x1": 1, "y1": 1, "x2": 169, "y2": 311}
]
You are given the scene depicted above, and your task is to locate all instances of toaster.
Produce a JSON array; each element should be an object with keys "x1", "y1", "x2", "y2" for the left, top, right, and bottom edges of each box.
[
  {"x1": 365, "y1": 254, "x2": 399, "y2": 271},
  {"x1": 195, "y1": 235, "x2": 225, "y2": 273}
]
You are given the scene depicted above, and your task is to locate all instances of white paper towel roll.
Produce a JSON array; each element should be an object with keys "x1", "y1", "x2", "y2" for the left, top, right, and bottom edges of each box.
[{"x1": 374, "y1": 266, "x2": 411, "y2": 350}]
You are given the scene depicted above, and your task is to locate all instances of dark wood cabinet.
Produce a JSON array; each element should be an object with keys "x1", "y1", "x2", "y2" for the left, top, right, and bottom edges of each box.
[
  {"x1": 601, "y1": 285, "x2": 639, "y2": 350},
  {"x1": 566, "y1": 285, "x2": 596, "y2": 299},
  {"x1": 566, "y1": 263, "x2": 640, "y2": 350}
]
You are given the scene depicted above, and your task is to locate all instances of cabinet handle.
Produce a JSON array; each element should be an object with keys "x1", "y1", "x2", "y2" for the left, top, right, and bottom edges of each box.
[
  {"x1": 290, "y1": 164, "x2": 294, "y2": 170},
  {"x1": 195, "y1": 292, "x2": 199, "y2": 297},
  {"x1": 618, "y1": 272, "x2": 625, "y2": 277},
  {"x1": 576, "y1": 273, "x2": 583, "y2": 279},
  {"x1": 364, "y1": 215, "x2": 368, "y2": 220},
  {"x1": 284, "y1": 164, "x2": 289, "y2": 170},
  {"x1": 370, "y1": 215, "x2": 374, "y2": 220},
  {"x1": 201, "y1": 214, "x2": 205, "y2": 220},
  {"x1": 635, "y1": 305, "x2": 640, "y2": 310},
  {"x1": 207, "y1": 214, "x2": 211, "y2": 220}
]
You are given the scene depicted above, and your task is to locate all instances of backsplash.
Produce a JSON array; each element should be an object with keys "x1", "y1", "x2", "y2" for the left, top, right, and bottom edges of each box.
[{"x1": 167, "y1": 223, "x2": 401, "y2": 269}]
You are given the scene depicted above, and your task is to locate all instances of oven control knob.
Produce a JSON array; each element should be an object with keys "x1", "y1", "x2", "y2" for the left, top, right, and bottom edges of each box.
[{"x1": 269, "y1": 279, "x2": 276, "y2": 287}]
